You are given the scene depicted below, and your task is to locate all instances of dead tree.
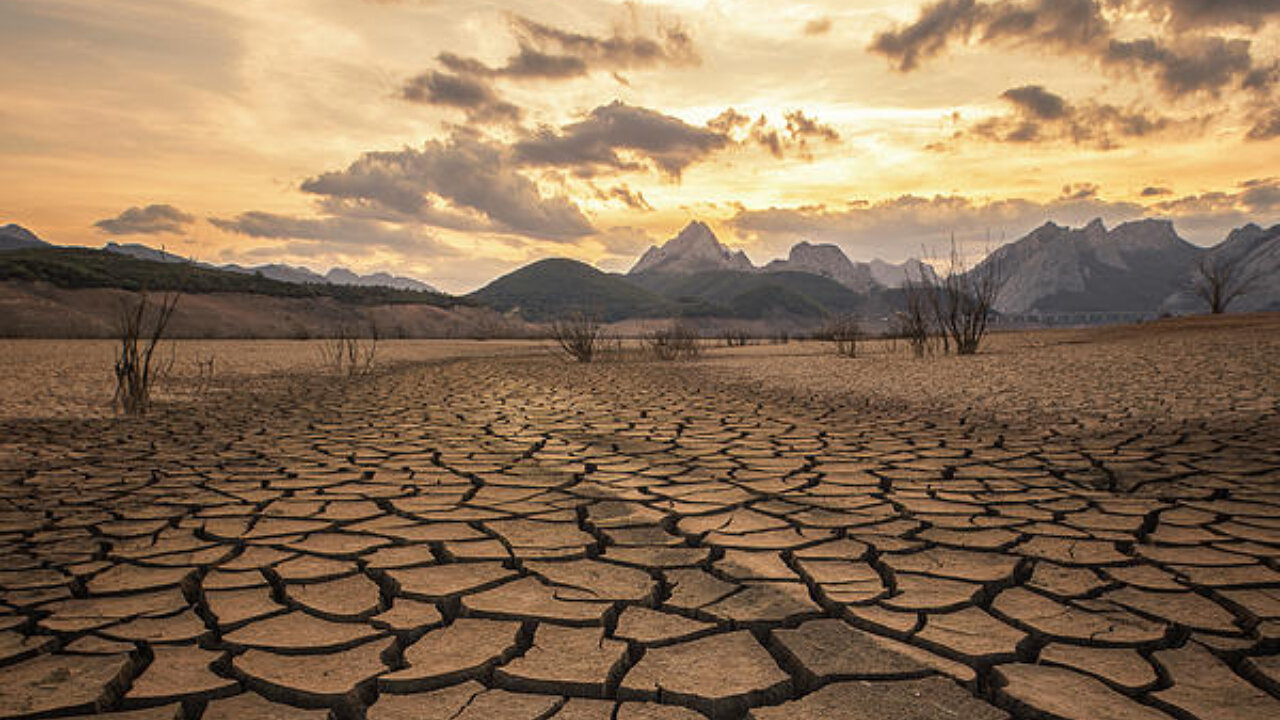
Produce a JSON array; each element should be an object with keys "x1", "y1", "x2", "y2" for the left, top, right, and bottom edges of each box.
[
  {"x1": 935, "y1": 239, "x2": 1003, "y2": 355},
  {"x1": 1192, "y1": 252, "x2": 1258, "y2": 314},
  {"x1": 113, "y1": 291, "x2": 179, "y2": 415},
  {"x1": 899, "y1": 275, "x2": 934, "y2": 357}
]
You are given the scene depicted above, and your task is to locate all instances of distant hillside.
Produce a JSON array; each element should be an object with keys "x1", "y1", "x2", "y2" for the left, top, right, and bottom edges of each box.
[
  {"x1": 0, "y1": 224, "x2": 51, "y2": 251},
  {"x1": 104, "y1": 241, "x2": 438, "y2": 292},
  {"x1": 469, "y1": 258, "x2": 673, "y2": 322},
  {"x1": 0, "y1": 247, "x2": 460, "y2": 307}
]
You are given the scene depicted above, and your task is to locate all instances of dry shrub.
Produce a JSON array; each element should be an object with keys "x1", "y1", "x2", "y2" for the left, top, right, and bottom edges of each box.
[
  {"x1": 552, "y1": 312, "x2": 603, "y2": 363},
  {"x1": 820, "y1": 314, "x2": 861, "y2": 358},
  {"x1": 721, "y1": 328, "x2": 751, "y2": 347},
  {"x1": 113, "y1": 291, "x2": 179, "y2": 415},
  {"x1": 644, "y1": 319, "x2": 702, "y2": 361},
  {"x1": 320, "y1": 321, "x2": 379, "y2": 376}
]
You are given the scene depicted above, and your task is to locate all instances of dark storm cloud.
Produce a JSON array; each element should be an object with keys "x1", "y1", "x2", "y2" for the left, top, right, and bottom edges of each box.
[
  {"x1": 400, "y1": 71, "x2": 522, "y2": 123},
  {"x1": 94, "y1": 204, "x2": 195, "y2": 235},
  {"x1": 1105, "y1": 36, "x2": 1253, "y2": 97},
  {"x1": 300, "y1": 133, "x2": 595, "y2": 241},
  {"x1": 1142, "y1": 186, "x2": 1173, "y2": 196},
  {"x1": 969, "y1": 85, "x2": 1173, "y2": 148},
  {"x1": 513, "y1": 101, "x2": 729, "y2": 178}
]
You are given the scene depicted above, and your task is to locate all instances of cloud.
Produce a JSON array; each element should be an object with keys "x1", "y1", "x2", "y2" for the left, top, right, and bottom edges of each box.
[
  {"x1": 1001, "y1": 85, "x2": 1069, "y2": 120},
  {"x1": 400, "y1": 71, "x2": 522, "y2": 123},
  {"x1": 94, "y1": 204, "x2": 195, "y2": 235},
  {"x1": 1142, "y1": 185, "x2": 1173, "y2": 196},
  {"x1": 803, "y1": 17, "x2": 833, "y2": 36},
  {"x1": 400, "y1": 12, "x2": 699, "y2": 122},
  {"x1": 868, "y1": 0, "x2": 983, "y2": 72},
  {"x1": 513, "y1": 101, "x2": 729, "y2": 178},
  {"x1": 868, "y1": 0, "x2": 1108, "y2": 72},
  {"x1": 596, "y1": 183, "x2": 653, "y2": 211},
  {"x1": 1145, "y1": 177, "x2": 1280, "y2": 237},
  {"x1": 509, "y1": 14, "x2": 698, "y2": 72},
  {"x1": 1131, "y1": 0, "x2": 1280, "y2": 30},
  {"x1": 301, "y1": 133, "x2": 595, "y2": 241},
  {"x1": 966, "y1": 84, "x2": 1175, "y2": 148},
  {"x1": 208, "y1": 212, "x2": 453, "y2": 255},
  {"x1": 730, "y1": 192, "x2": 1148, "y2": 260},
  {"x1": 868, "y1": 1, "x2": 1274, "y2": 101},
  {"x1": 1248, "y1": 109, "x2": 1280, "y2": 140},
  {"x1": 1105, "y1": 36, "x2": 1254, "y2": 98}
]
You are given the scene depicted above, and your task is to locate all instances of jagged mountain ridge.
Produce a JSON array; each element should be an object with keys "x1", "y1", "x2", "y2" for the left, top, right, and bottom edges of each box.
[
  {"x1": 629, "y1": 220, "x2": 754, "y2": 275},
  {"x1": 632, "y1": 221, "x2": 935, "y2": 293},
  {"x1": 975, "y1": 218, "x2": 1205, "y2": 314}
]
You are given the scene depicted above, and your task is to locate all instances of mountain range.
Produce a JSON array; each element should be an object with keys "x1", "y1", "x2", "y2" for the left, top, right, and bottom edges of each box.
[
  {"x1": 4, "y1": 216, "x2": 1279, "y2": 326},
  {"x1": 100, "y1": 242, "x2": 437, "y2": 293}
]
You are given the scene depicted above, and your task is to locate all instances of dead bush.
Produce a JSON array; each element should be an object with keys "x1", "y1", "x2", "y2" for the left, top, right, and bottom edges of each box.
[
  {"x1": 113, "y1": 291, "x2": 179, "y2": 415},
  {"x1": 320, "y1": 321, "x2": 379, "y2": 376},
  {"x1": 820, "y1": 314, "x2": 861, "y2": 358},
  {"x1": 552, "y1": 312, "x2": 603, "y2": 363},
  {"x1": 644, "y1": 319, "x2": 702, "y2": 361}
]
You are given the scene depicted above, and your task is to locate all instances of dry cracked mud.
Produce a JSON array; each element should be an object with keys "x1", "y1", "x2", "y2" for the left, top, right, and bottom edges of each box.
[{"x1": 1, "y1": 321, "x2": 1278, "y2": 719}]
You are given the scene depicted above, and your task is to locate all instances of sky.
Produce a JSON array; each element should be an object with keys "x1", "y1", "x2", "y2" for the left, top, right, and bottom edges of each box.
[{"x1": 2, "y1": 0, "x2": 1279, "y2": 293}]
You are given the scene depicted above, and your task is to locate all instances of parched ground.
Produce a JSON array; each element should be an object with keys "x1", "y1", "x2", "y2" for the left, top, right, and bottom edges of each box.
[{"x1": 0, "y1": 315, "x2": 1278, "y2": 720}]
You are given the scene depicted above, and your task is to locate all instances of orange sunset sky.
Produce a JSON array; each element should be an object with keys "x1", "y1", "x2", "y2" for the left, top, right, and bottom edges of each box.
[{"x1": 3, "y1": 0, "x2": 1279, "y2": 292}]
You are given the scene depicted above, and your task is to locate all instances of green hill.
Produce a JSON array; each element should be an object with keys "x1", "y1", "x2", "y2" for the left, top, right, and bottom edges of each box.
[
  {"x1": 0, "y1": 247, "x2": 461, "y2": 306},
  {"x1": 468, "y1": 258, "x2": 673, "y2": 322}
]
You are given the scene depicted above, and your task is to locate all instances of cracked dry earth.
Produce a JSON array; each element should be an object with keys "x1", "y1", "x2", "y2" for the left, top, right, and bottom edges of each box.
[{"x1": 1, "y1": 336, "x2": 1279, "y2": 720}]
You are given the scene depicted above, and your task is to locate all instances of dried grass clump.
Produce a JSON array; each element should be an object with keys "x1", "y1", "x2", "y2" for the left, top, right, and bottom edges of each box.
[
  {"x1": 113, "y1": 291, "x2": 179, "y2": 415},
  {"x1": 320, "y1": 321, "x2": 379, "y2": 376},
  {"x1": 644, "y1": 319, "x2": 702, "y2": 361}
]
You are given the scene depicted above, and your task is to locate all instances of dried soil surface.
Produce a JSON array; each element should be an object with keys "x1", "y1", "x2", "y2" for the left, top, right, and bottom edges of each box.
[{"x1": 0, "y1": 315, "x2": 1278, "y2": 719}]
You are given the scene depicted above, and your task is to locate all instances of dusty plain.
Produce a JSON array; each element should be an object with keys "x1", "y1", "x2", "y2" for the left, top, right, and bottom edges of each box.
[{"x1": 0, "y1": 314, "x2": 1278, "y2": 719}]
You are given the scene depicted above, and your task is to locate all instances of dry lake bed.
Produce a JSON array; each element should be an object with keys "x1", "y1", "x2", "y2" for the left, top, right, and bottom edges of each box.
[{"x1": 1, "y1": 314, "x2": 1278, "y2": 719}]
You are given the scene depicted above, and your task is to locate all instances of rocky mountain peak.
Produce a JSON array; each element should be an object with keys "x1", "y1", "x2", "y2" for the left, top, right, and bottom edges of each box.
[{"x1": 628, "y1": 221, "x2": 753, "y2": 275}]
